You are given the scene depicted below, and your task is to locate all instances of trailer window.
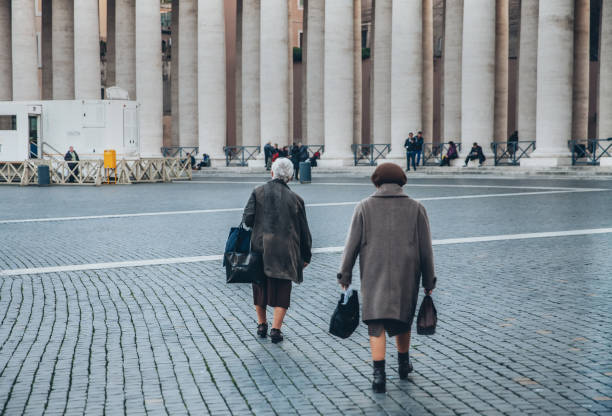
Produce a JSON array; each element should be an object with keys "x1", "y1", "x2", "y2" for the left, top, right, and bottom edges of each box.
[{"x1": 0, "y1": 115, "x2": 17, "y2": 130}]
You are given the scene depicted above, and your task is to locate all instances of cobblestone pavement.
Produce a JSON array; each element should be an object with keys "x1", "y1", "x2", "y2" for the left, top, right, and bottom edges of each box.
[{"x1": 0, "y1": 176, "x2": 611, "y2": 415}]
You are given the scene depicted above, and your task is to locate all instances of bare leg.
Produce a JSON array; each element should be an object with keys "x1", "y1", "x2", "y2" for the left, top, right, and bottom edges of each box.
[
  {"x1": 272, "y1": 307, "x2": 287, "y2": 329},
  {"x1": 396, "y1": 331, "x2": 411, "y2": 353},
  {"x1": 255, "y1": 306, "x2": 267, "y2": 325},
  {"x1": 370, "y1": 333, "x2": 386, "y2": 361}
]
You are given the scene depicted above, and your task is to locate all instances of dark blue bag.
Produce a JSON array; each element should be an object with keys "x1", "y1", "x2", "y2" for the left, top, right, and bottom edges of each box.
[
  {"x1": 223, "y1": 223, "x2": 264, "y2": 284},
  {"x1": 329, "y1": 289, "x2": 360, "y2": 339},
  {"x1": 223, "y1": 223, "x2": 251, "y2": 267}
]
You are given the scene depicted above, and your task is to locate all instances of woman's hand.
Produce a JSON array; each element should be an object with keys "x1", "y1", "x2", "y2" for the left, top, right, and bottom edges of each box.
[
  {"x1": 340, "y1": 283, "x2": 349, "y2": 291},
  {"x1": 303, "y1": 262, "x2": 309, "y2": 268},
  {"x1": 424, "y1": 288, "x2": 433, "y2": 296}
]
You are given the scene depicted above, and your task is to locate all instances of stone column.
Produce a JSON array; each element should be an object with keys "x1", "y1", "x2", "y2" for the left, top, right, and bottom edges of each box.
[
  {"x1": 494, "y1": 0, "x2": 509, "y2": 142},
  {"x1": 572, "y1": 0, "x2": 589, "y2": 141},
  {"x1": 198, "y1": 0, "x2": 226, "y2": 163},
  {"x1": 106, "y1": 0, "x2": 115, "y2": 87},
  {"x1": 287, "y1": 4, "x2": 293, "y2": 145},
  {"x1": 517, "y1": 0, "x2": 538, "y2": 141},
  {"x1": 235, "y1": 0, "x2": 242, "y2": 145},
  {"x1": 303, "y1": 0, "x2": 324, "y2": 146},
  {"x1": 422, "y1": 0, "x2": 433, "y2": 143},
  {"x1": 388, "y1": 0, "x2": 421, "y2": 161},
  {"x1": 41, "y1": 0, "x2": 53, "y2": 99},
  {"x1": 12, "y1": 0, "x2": 39, "y2": 100},
  {"x1": 442, "y1": 0, "x2": 462, "y2": 141},
  {"x1": 242, "y1": 0, "x2": 260, "y2": 148},
  {"x1": 321, "y1": 0, "x2": 354, "y2": 165},
  {"x1": 52, "y1": 0, "x2": 73, "y2": 99},
  {"x1": 370, "y1": 0, "x2": 391, "y2": 144},
  {"x1": 177, "y1": 0, "x2": 198, "y2": 148},
  {"x1": 260, "y1": 0, "x2": 289, "y2": 148},
  {"x1": 74, "y1": 0, "x2": 101, "y2": 99},
  {"x1": 461, "y1": 0, "x2": 496, "y2": 159},
  {"x1": 135, "y1": 0, "x2": 163, "y2": 157},
  {"x1": 171, "y1": 0, "x2": 179, "y2": 146},
  {"x1": 115, "y1": 0, "x2": 135, "y2": 99},
  {"x1": 599, "y1": 0, "x2": 612, "y2": 139},
  {"x1": 353, "y1": 0, "x2": 362, "y2": 145},
  {"x1": 0, "y1": 0, "x2": 12, "y2": 100},
  {"x1": 521, "y1": 0, "x2": 574, "y2": 167}
]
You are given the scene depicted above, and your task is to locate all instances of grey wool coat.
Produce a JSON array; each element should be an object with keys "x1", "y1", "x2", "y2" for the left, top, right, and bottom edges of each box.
[
  {"x1": 337, "y1": 183, "x2": 436, "y2": 324},
  {"x1": 243, "y1": 179, "x2": 312, "y2": 283}
]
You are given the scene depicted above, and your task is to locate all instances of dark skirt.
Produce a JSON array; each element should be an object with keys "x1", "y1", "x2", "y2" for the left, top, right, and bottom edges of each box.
[
  {"x1": 366, "y1": 319, "x2": 412, "y2": 337},
  {"x1": 252, "y1": 277, "x2": 292, "y2": 309}
]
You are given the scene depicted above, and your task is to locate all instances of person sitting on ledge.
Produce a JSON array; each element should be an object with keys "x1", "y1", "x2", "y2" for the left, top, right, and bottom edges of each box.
[
  {"x1": 463, "y1": 142, "x2": 486, "y2": 167},
  {"x1": 440, "y1": 141, "x2": 458, "y2": 167}
]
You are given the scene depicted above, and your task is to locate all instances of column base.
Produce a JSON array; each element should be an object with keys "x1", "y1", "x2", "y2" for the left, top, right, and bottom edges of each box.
[
  {"x1": 317, "y1": 158, "x2": 354, "y2": 168},
  {"x1": 377, "y1": 158, "x2": 407, "y2": 169},
  {"x1": 520, "y1": 156, "x2": 571, "y2": 168},
  {"x1": 209, "y1": 158, "x2": 228, "y2": 168},
  {"x1": 247, "y1": 159, "x2": 266, "y2": 168},
  {"x1": 599, "y1": 157, "x2": 612, "y2": 167}
]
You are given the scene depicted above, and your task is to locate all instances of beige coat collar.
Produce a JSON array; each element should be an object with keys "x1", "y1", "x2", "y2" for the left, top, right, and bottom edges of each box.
[{"x1": 372, "y1": 183, "x2": 408, "y2": 198}]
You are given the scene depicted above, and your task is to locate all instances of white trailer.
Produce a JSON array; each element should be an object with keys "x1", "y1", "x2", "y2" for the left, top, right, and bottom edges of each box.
[{"x1": 0, "y1": 100, "x2": 141, "y2": 162}]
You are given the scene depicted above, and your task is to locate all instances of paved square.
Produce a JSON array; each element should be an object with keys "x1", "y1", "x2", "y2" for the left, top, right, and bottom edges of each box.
[{"x1": 1, "y1": 175, "x2": 611, "y2": 415}]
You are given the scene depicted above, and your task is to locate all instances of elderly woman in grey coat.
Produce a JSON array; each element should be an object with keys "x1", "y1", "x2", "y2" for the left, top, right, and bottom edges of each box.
[
  {"x1": 337, "y1": 163, "x2": 436, "y2": 393},
  {"x1": 243, "y1": 158, "x2": 312, "y2": 343}
]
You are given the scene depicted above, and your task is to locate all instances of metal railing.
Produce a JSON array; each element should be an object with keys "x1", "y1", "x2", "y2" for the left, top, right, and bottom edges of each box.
[
  {"x1": 422, "y1": 142, "x2": 462, "y2": 166},
  {"x1": 41, "y1": 142, "x2": 67, "y2": 163},
  {"x1": 0, "y1": 162, "x2": 27, "y2": 184},
  {"x1": 223, "y1": 146, "x2": 260, "y2": 167},
  {"x1": 2, "y1": 157, "x2": 191, "y2": 186},
  {"x1": 304, "y1": 145, "x2": 325, "y2": 158},
  {"x1": 351, "y1": 144, "x2": 391, "y2": 166},
  {"x1": 161, "y1": 146, "x2": 199, "y2": 158},
  {"x1": 491, "y1": 141, "x2": 536, "y2": 166},
  {"x1": 569, "y1": 138, "x2": 612, "y2": 165}
]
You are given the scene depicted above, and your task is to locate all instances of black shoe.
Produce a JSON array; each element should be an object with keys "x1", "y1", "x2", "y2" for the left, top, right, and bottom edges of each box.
[
  {"x1": 270, "y1": 328, "x2": 283, "y2": 344},
  {"x1": 257, "y1": 323, "x2": 268, "y2": 338},
  {"x1": 372, "y1": 366, "x2": 386, "y2": 393},
  {"x1": 398, "y1": 354, "x2": 413, "y2": 380}
]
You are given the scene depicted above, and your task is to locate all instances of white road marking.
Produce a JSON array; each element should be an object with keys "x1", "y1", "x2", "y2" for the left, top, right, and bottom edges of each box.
[
  {"x1": 2, "y1": 227, "x2": 611, "y2": 276},
  {"x1": 0, "y1": 189, "x2": 604, "y2": 225},
  {"x1": 187, "y1": 180, "x2": 607, "y2": 191}
]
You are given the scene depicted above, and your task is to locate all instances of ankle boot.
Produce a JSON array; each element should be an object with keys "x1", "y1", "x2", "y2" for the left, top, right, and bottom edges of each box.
[
  {"x1": 256, "y1": 323, "x2": 268, "y2": 338},
  {"x1": 372, "y1": 360, "x2": 386, "y2": 393},
  {"x1": 270, "y1": 328, "x2": 283, "y2": 344},
  {"x1": 398, "y1": 352, "x2": 413, "y2": 379}
]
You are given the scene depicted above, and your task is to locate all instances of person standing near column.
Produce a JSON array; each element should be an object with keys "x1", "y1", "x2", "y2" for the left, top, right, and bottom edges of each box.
[{"x1": 415, "y1": 131, "x2": 424, "y2": 166}]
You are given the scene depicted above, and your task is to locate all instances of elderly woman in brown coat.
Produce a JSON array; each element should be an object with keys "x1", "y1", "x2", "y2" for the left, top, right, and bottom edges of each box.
[
  {"x1": 337, "y1": 163, "x2": 436, "y2": 393},
  {"x1": 243, "y1": 158, "x2": 312, "y2": 344}
]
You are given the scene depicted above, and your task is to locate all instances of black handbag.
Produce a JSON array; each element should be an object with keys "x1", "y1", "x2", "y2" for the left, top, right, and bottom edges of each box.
[
  {"x1": 329, "y1": 289, "x2": 360, "y2": 339},
  {"x1": 416, "y1": 295, "x2": 437, "y2": 335},
  {"x1": 224, "y1": 223, "x2": 264, "y2": 284}
]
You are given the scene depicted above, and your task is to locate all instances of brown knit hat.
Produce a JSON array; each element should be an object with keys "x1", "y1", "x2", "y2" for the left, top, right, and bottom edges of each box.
[{"x1": 371, "y1": 163, "x2": 407, "y2": 187}]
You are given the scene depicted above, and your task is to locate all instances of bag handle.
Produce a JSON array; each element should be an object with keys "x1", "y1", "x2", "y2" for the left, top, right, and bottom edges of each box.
[{"x1": 342, "y1": 286, "x2": 354, "y2": 305}]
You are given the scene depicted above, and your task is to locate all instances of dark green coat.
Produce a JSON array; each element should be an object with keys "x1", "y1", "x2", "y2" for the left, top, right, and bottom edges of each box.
[
  {"x1": 337, "y1": 183, "x2": 436, "y2": 323},
  {"x1": 243, "y1": 179, "x2": 312, "y2": 283}
]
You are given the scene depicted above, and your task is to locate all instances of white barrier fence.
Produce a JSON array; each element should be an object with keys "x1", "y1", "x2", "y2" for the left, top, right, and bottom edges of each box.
[{"x1": 0, "y1": 158, "x2": 192, "y2": 186}]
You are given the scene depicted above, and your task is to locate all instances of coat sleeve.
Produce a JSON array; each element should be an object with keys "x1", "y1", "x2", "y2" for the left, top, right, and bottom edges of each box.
[
  {"x1": 297, "y1": 198, "x2": 312, "y2": 264},
  {"x1": 417, "y1": 204, "x2": 436, "y2": 290},
  {"x1": 242, "y1": 190, "x2": 256, "y2": 227},
  {"x1": 337, "y1": 204, "x2": 363, "y2": 286}
]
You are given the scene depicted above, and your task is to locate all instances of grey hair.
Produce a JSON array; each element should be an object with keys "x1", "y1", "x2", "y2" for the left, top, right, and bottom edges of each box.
[{"x1": 271, "y1": 158, "x2": 294, "y2": 183}]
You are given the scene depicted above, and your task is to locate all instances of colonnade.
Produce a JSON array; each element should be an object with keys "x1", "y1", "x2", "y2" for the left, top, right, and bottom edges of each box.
[{"x1": 1, "y1": 0, "x2": 612, "y2": 166}]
